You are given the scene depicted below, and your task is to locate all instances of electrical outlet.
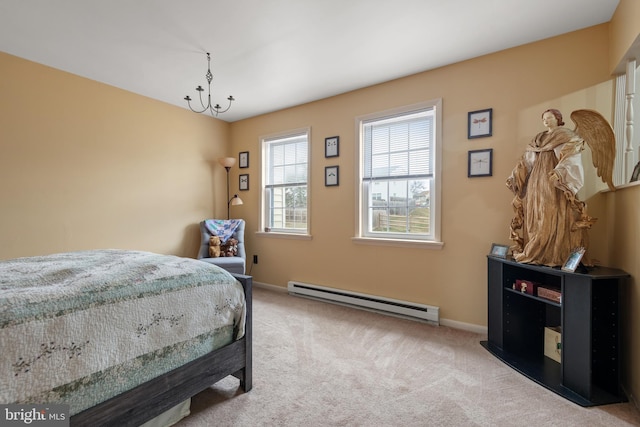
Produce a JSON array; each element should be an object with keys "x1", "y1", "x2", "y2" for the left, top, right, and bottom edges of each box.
[{"x1": 253, "y1": 255, "x2": 258, "y2": 264}]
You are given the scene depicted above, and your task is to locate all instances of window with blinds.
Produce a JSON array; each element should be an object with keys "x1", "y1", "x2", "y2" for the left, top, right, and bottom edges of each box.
[
  {"x1": 262, "y1": 129, "x2": 309, "y2": 233},
  {"x1": 359, "y1": 101, "x2": 440, "y2": 241}
]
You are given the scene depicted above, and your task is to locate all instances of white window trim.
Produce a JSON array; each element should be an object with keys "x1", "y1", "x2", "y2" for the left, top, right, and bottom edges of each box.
[
  {"x1": 353, "y1": 99, "x2": 443, "y2": 248},
  {"x1": 259, "y1": 127, "x2": 312, "y2": 237},
  {"x1": 613, "y1": 60, "x2": 639, "y2": 186}
]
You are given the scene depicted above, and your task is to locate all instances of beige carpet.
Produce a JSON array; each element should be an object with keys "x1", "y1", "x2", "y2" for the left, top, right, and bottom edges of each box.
[{"x1": 177, "y1": 286, "x2": 640, "y2": 427}]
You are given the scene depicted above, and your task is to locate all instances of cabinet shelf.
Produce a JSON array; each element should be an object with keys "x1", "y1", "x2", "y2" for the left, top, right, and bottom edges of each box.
[
  {"x1": 504, "y1": 286, "x2": 561, "y2": 307},
  {"x1": 483, "y1": 256, "x2": 629, "y2": 407},
  {"x1": 480, "y1": 341, "x2": 621, "y2": 407}
]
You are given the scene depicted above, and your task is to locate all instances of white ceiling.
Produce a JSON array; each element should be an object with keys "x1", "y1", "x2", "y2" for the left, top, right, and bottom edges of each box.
[{"x1": 0, "y1": 0, "x2": 619, "y2": 122}]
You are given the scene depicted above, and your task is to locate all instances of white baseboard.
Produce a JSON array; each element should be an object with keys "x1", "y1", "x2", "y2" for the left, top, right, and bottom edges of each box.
[
  {"x1": 253, "y1": 281, "x2": 287, "y2": 293},
  {"x1": 440, "y1": 318, "x2": 487, "y2": 335},
  {"x1": 620, "y1": 384, "x2": 640, "y2": 412}
]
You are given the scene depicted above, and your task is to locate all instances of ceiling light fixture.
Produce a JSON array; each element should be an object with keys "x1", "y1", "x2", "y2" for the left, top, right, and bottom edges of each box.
[{"x1": 184, "y1": 52, "x2": 234, "y2": 116}]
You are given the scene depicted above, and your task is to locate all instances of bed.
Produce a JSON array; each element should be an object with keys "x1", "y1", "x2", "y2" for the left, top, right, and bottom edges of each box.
[{"x1": 0, "y1": 249, "x2": 252, "y2": 426}]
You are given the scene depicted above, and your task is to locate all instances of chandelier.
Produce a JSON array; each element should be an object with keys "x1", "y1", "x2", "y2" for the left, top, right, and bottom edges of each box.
[{"x1": 184, "y1": 52, "x2": 234, "y2": 116}]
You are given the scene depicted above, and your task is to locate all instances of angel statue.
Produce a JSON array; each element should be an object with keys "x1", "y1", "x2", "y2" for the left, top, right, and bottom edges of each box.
[{"x1": 506, "y1": 108, "x2": 616, "y2": 267}]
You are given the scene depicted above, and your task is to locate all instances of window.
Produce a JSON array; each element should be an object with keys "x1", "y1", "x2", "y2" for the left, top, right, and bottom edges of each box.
[
  {"x1": 261, "y1": 128, "x2": 309, "y2": 234},
  {"x1": 357, "y1": 100, "x2": 442, "y2": 245}
]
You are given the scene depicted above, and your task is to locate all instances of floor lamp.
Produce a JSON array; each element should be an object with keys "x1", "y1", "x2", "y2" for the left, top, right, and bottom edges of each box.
[{"x1": 218, "y1": 157, "x2": 243, "y2": 219}]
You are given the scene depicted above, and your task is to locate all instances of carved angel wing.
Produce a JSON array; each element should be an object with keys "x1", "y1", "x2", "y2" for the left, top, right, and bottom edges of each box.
[{"x1": 570, "y1": 109, "x2": 616, "y2": 192}]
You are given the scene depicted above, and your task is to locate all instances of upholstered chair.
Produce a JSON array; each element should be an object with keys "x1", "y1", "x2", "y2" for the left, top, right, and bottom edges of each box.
[{"x1": 197, "y1": 219, "x2": 246, "y2": 275}]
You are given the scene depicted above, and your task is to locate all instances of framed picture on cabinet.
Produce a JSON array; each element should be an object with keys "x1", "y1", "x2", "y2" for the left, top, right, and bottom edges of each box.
[
  {"x1": 468, "y1": 108, "x2": 493, "y2": 139},
  {"x1": 489, "y1": 243, "x2": 509, "y2": 259},
  {"x1": 239, "y1": 151, "x2": 249, "y2": 168},
  {"x1": 239, "y1": 174, "x2": 249, "y2": 191},
  {"x1": 325, "y1": 136, "x2": 339, "y2": 158},
  {"x1": 325, "y1": 166, "x2": 339, "y2": 186},
  {"x1": 562, "y1": 247, "x2": 585, "y2": 272}
]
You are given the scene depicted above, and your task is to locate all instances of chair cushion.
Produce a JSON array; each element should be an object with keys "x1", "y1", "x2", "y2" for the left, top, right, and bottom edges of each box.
[{"x1": 199, "y1": 257, "x2": 245, "y2": 275}]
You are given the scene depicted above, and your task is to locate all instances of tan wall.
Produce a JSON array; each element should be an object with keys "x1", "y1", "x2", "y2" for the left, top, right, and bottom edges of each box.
[
  {"x1": 609, "y1": 0, "x2": 640, "y2": 73},
  {"x1": 599, "y1": 184, "x2": 640, "y2": 406},
  {"x1": 0, "y1": 51, "x2": 231, "y2": 259},
  {"x1": 608, "y1": 0, "x2": 640, "y2": 407},
  {"x1": 231, "y1": 24, "x2": 613, "y2": 328}
]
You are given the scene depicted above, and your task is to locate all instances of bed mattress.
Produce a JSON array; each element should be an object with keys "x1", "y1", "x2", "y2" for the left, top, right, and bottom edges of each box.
[{"x1": 0, "y1": 249, "x2": 246, "y2": 415}]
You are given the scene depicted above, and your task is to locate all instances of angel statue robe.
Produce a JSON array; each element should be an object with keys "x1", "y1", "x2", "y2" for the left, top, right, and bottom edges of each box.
[{"x1": 506, "y1": 127, "x2": 594, "y2": 267}]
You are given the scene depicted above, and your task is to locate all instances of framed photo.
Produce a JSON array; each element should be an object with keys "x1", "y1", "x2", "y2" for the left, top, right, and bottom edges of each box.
[
  {"x1": 325, "y1": 166, "x2": 339, "y2": 186},
  {"x1": 239, "y1": 151, "x2": 249, "y2": 168},
  {"x1": 239, "y1": 174, "x2": 249, "y2": 191},
  {"x1": 468, "y1": 148, "x2": 493, "y2": 177},
  {"x1": 489, "y1": 243, "x2": 509, "y2": 258},
  {"x1": 468, "y1": 108, "x2": 493, "y2": 139},
  {"x1": 562, "y1": 247, "x2": 586, "y2": 272},
  {"x1": 325, "y1": 136, "x2": 339, "y2": 158},
  {"x1": 630, "y1": 160, "x2": 640, "y2": 182}
]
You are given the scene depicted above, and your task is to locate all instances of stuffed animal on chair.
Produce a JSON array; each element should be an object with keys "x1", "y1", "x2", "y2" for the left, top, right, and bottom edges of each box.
[
  {"x1": 208, "y1": 236, "x2": 221, "y2": 258},
  {"x1": 220, "y1": 238, "x2": 238, "y2": 257}
]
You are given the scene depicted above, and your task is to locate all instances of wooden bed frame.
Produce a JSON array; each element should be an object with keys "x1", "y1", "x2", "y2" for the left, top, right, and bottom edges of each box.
[{"x1": 71, "y1": 274, "x2": 253, "y2": 427}]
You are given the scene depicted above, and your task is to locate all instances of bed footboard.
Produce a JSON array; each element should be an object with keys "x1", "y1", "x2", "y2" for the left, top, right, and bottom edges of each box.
[
  {"x1": 231, "y1": 274, "x2": 253, "y2": 392},
  {"x1": 71, "y1": 274, "x2": 252, "y2": 427}
]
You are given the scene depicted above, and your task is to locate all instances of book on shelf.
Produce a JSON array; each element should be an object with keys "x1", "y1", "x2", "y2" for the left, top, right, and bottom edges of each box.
[
  {"x1": 544, "y1": 326, "x2": 562, "y2": 363},
  {"x1": 537, "y1": 286, "x2": 561, "y2": 303}
]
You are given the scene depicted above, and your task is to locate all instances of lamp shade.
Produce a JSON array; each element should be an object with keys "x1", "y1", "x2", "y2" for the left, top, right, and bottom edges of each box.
[
  {"x1": 218, "y1": 157, "x2": 236, "y2": 168},
  {"x1": 231, "y1": 195, "x2": 243, "y2": 206}
]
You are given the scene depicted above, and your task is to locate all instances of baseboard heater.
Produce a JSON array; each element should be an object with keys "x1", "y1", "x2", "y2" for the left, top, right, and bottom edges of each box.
[{"x1": 287, "y1": 281, "x2": 439, "y2": 325}]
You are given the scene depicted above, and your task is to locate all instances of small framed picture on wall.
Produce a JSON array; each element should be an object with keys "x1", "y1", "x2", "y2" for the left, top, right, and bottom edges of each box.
[
  {"x1": 325, "y1": 136, "x2": 339, "y2": 158},
  {"x1": 325, "y1": 166, "x2": 339, "y2": 186},
  {"x1": 468, "y1": 148, "x2": 493, "y2": 177},
  {"x1": 239, "y1": 174, "x2": 249, "y2": 191},
  {"x1": 239, "y1": 151, "x2": 249, "y2": 168},
  {"x1": 468, "y1": 108, "x2": 493, "y2": 139}
]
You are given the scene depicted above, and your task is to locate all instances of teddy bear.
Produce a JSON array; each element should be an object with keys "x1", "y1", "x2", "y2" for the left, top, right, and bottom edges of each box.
[
  {"x1": 220, "y1": 238, "x2": 239, "y2": 257},
  {"x1": 208, "y1": 235, "x2": 221, "y2": 258}
]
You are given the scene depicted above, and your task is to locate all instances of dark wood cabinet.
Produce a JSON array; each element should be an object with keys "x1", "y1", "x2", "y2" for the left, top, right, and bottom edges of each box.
[{"x1": 481, "y1": 256, "x2": 628, "y2": 406}]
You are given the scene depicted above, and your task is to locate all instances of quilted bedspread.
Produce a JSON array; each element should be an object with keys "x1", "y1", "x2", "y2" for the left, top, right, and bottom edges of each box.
[{"x1": 0, "y1": 249, "x2": 246, "y2": 415}]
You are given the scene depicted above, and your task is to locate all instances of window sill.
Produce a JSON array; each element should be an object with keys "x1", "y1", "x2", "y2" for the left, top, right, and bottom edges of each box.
[
  {"x1": 351, "y1": 237, "x2": 444, "y2": 250},
  {"x1": 256, "y1": 231, "x2": 313, "y2": 241},
  {"x1": 601, "y1": 180, "x2": 640, "y2": 192}
]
